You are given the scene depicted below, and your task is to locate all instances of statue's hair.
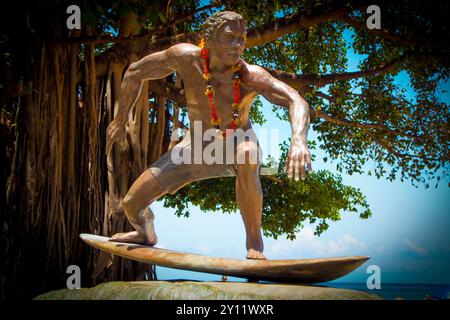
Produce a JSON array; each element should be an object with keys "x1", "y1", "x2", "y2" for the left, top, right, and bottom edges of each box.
[{"x1": 201, "y1": 11, "x2": 246, "y2": 41}]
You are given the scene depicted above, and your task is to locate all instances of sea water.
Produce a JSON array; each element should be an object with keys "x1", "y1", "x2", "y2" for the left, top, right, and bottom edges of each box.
[{"x1": 326, "y1": 282, "x2": 449, "y2": 300}]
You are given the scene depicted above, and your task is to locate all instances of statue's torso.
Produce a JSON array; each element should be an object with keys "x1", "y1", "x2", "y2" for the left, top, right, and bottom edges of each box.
[{"x1": 174, "y1": 45, "x2": 258, "y2": 136}]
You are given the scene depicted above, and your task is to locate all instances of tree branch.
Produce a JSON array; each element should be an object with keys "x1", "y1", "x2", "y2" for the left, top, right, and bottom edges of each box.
[
  {"x1": 369, "y1": 133, "x2": 413, "y2": 160},
  {"x1": 245, "y1": 7, "x2": 349, "y2": 47},
  {"x1": 165, "y1": 109, "x2": 189, "y2": 130},
  {"x1": 311, "y1": 99, "x2": 438, "y2": 162},
  {"x1": 265, "y1": 53, "x2": 408, "y2": 90},
  {"x1": 262, "y1": 175, "x2": 285, "y2": 185},
  {"x1": 51, "y1": 3, "x2": 219, "y2": 45},
  {"x1": 312, "y1": 108, "x2": 400, "y2": 134},
  {"x1": 315, "y1": 91, "x2": 336, "y2": 102},
  {"x1": 94, "y1": 5, "x2": 353, "y2": 76},
  {"x1": 131, "y1": 6, "x2": 350, "y2": 56},
  {"x1": 339, "y1": 15, "x2": 420, "y2": 47},
  {"x1": 314, "y1": 90, "x2": 422, "y2": 139},
  {"x1": 154, "y1": 3, "x2": 219, "y2": 36}
]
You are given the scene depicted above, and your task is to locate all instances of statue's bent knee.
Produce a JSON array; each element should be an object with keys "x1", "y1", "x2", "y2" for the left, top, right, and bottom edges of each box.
[{"x1": 235, "y1": 141, "x2": 261, "y2": 165}]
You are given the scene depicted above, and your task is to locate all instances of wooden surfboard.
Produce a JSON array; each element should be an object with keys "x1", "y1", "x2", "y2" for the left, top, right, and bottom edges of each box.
[{"x1": 80, "y1": 233, "x2": 369, "y2": 283}]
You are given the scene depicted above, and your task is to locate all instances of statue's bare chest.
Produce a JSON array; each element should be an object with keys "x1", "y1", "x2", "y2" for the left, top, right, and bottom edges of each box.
[{"x1": 180, "y1": 59, "x2": 253, "y2": 116}]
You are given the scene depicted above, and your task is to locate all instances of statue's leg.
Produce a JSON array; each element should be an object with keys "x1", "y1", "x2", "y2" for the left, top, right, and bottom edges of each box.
[
  {"x1": 234, "y1": 140, "x2": 266, "y2": 260},
  {"x1": 110, "y1": 169, "x2": 166, "y2": 245},
  {"x1": 110, "y1": 131, "x2": 204, "y2": 245}
]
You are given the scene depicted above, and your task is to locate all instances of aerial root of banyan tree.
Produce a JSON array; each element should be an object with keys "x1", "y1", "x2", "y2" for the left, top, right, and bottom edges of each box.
[{"x1": 1, "y1": 30, "x2": 171, "y2": 297}]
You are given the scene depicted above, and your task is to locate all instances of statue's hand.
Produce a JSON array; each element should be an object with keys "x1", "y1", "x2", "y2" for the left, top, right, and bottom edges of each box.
[
  {"x1": 284, "y1": 139, "x2": 312, "y2": 181},
  {"x1": 106, "y1": 119, "x2": 127, "y2": 156}
]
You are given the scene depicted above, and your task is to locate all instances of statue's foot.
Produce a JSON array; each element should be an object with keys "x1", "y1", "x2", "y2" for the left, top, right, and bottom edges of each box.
[
  {"x1": 110, "y1": 230, "x2": 158, "y2": 246},
  {"x1": 246, "y1": 249, "x2": 266, "y2": 260}
]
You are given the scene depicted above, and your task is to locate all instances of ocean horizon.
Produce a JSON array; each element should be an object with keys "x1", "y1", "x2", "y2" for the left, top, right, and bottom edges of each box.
[
  {"x1": 325, "y1": 282, "x2": 449, "y2": 300},
  {"x1": 155, "y1": 267, "x2": 449, "y2": 300}
]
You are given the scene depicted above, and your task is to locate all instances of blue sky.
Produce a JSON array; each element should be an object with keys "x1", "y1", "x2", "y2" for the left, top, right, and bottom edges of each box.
[{"x1": 148, "y1": 29, "x2": 449, "y2": 285}]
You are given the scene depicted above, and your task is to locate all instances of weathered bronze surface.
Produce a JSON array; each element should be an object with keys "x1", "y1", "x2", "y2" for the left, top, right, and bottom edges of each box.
[{"x1": 105, "y1": 11, "x2": 312, "y2": 260}]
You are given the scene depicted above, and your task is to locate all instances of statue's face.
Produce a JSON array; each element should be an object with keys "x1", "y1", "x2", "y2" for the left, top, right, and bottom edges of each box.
[{"x1": 209, "y1": 20, "x2": 246, "y2": 66}]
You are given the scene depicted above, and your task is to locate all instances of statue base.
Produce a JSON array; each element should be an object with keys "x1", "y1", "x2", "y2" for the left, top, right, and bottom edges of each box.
[{"x1": 34, "y1": 280, "x2": 382, "y2": 300}]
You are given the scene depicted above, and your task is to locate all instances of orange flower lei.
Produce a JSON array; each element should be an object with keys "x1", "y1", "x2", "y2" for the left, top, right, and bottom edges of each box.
[{"x1": 199, "y1": 38, "x2": 241, "y2": 138}]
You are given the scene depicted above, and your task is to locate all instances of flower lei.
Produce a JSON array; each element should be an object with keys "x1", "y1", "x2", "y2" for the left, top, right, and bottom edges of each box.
[{"x1": 199, "y1": 38, "x2": 241, "y2": 138}]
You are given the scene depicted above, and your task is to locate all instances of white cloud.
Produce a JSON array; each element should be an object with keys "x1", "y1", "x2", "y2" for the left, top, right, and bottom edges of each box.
[
  {"x1": 403, "y1": 238, "x2": 428, "y2": 256},
  {"x1": 327, "y1": 234, "x2": 366, "y2": 255},
  {"x1": 265, "y1": 227, "x2": 367, "y2": 259}
]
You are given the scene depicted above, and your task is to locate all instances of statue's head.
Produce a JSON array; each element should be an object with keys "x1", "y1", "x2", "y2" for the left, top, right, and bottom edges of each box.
[{"x1": 201, "y1": 11, "x2": 247, "y2": 66}]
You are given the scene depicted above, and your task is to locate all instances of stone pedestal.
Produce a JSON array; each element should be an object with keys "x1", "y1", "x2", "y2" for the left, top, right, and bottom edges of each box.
[{"x1": 34, "y1": 281, "x2": 382, "y2": 300}]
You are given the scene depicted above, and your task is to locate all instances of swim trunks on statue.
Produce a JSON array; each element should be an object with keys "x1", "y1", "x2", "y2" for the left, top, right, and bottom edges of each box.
[{"x1": 148, "y1": 127, "x2": 262, "y2": 195}]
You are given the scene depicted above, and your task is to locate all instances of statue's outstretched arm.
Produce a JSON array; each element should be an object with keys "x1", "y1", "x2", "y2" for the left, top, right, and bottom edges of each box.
[
  {"x1": 106, "y1": 44, "x2": 187, "y2": 156},
  {"x1": 244, "y1": 64, "x2": 312, "y2": 181},
  {"x1": 115, "y1": 46, "x2": 184, "y2": 124}
]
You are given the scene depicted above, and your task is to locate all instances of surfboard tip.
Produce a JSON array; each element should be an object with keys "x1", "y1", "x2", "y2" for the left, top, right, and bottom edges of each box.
[{"x1": 80, "y1": 233, "x2": 110, "y2": 243}]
